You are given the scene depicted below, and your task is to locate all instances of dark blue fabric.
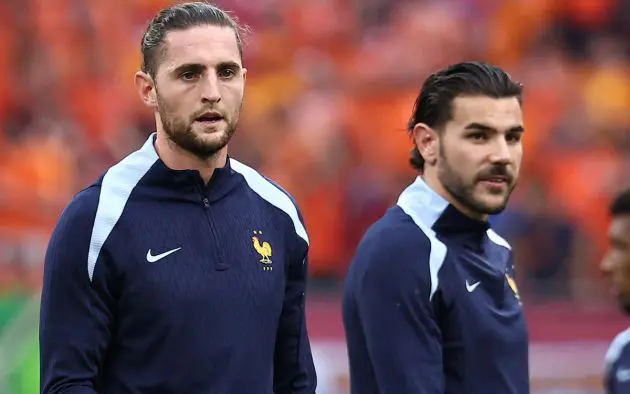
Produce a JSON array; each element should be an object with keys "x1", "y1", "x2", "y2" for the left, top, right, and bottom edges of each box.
[
  {"x1": 39, "y1": 148, "x2": 316, "y2": 394},
  {"x1": 343, "y1": 203, "x2": 529, "y2": 394}
]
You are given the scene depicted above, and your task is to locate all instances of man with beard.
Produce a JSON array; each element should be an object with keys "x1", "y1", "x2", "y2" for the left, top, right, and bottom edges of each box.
[
  {"x1": 601, "y1": 188, "x2": 630, "y2": 394},
  {"x1": 342, "y1": 62, "x2": 529, "y2": 394},
  {"x1": 39, "y1": 3, "x2": 316, "y2": 393}
]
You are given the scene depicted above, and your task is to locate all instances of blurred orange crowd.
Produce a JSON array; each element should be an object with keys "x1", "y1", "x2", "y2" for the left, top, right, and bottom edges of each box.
[{"x1": 0, "y1": 0, "x2": 628, "y2": 301}]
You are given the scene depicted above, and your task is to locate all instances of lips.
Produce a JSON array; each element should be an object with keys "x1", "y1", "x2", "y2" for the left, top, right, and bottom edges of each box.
[
  {"x1": 481, "y1": 176, "x2": 508, "y2": 184},
  {"x1": 195, "y1": 112, "x2": 224, "y2": 122}
]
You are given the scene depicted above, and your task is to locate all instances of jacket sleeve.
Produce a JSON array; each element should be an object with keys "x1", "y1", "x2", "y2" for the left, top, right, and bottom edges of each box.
[
  {"x1": 351, "y1": 226, "x2": 444, "y2": 393},
  {"x1": 273, "y1": 233, "x2": 317, "y2": 393},
  {"x1": 40, "y1": 187, "x2": 116, "y2": 394},
  {"x1": 605, "y1": 332, "x2": 630, "y2": 394}
]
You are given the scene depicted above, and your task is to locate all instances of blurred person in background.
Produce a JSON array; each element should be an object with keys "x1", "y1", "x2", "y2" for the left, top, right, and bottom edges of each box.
[
  {"x1": 38, "y1": 2, "x2": 316, "y2": 393},
  {"x1": 342, "y1": 62, "x2": 528, "y2": 394},
  {"x1": 601, "y1": 187, "x2": 630, "y2": 394}
]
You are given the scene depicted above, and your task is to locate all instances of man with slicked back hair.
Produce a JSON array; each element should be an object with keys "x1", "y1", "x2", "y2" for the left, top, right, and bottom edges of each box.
[
  {"x1": 343, "y1": 61, "x2": 529, "y2": 394},
  {"x1": 39, "y1": 3, "x2": 317, "y2": 393}
]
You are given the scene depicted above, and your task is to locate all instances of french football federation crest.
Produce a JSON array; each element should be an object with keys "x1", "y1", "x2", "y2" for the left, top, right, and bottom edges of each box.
[{"x1": 252, "y1": 231, "x2": 272, "y2": 271}]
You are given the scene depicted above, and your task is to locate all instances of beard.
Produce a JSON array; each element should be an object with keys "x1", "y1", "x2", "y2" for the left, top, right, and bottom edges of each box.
[
  {"x1": 156, "y1": 92, "x2": 240, "y2": 160},
  {"x1": 437, "y1": 144, "x2": 516, "y2": 216}
]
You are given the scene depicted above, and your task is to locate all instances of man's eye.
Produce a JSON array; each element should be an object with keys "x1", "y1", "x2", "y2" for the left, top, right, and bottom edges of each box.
[
  {"x1": 507, "y1": 133, "x2": 522, "y2": 143},
  {"x1": 469, "y1": 133, "x2": 486, "y2": 141},
  {"x1": 218, "y1": 69, "x2": 235, "y2": 79},
  {"x1": 181, "y1": 72, "x2": 198, "y2": 80}
]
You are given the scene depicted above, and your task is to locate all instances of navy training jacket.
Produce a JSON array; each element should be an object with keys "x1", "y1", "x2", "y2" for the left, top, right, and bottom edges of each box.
[
  {"x1": 605, "y1": 328, "x2": 630, "y2": 394},
  {"x1": 343, "y1": 176, "x2": 529, "y2": 394},
  {"x1": 40, "y1": 133, "x2": 317, "y2": 394}
]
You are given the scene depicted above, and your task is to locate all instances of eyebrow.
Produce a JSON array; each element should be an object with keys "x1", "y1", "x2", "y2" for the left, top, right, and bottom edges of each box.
[
  {"x1": 171, "y1": 61, "x2": 242, "y2": 76},
  {"x1": 464, "y1": 122, "x2": 524, "y2": 133},
  {"x1": 171, "y1": 63, "x2": 205, "y2": 75},
  {"x1": 217, "y1": 61, "x2": 242, "y2": 71}
]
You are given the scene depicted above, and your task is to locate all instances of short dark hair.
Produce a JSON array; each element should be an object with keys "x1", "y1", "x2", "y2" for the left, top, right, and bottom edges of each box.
[
  {"x1": 611, "y1": 188, "x2": 630, "y2": 216},
  {"x1": 407, "y1": 61, "x2": 523, "y2": 172},
  {"x1": 141, "y1": 2, "x2": 249, "y2": 79}
]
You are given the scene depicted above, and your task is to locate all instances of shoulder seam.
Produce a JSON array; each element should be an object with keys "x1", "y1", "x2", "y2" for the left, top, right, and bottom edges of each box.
[
  {"x1": 87, "y1": 137, "x2": 158, "y2": 281},
  {"x1": 487, "y1": 228, "x2": 512, "y2": 250},
  {"x1": 606, "y1": 328, "x2": 630, "y2": 367},
  {"x1": 229, "y1": 158, "x2": 309, "y2": 245},
  {"x1": 395, "y1": 204, "x2": 447, "y2": 301}
]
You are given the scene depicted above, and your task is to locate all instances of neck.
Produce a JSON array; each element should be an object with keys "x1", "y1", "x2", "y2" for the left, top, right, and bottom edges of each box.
[
  {"x1": 422, "y1": 169, "x2": 488, "y2": 222},
  {"x1": 154, "y1": 131, "x2": 227, "y2": 184}
]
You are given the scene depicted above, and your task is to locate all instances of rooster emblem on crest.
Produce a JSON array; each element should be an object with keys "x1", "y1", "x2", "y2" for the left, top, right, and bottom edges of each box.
[
  {"x1": 505, "y1": 272, "x2": 521, "y2": 302},
  {"x1": 252, "y1": 231, "x2": 272, "y2": 270}
]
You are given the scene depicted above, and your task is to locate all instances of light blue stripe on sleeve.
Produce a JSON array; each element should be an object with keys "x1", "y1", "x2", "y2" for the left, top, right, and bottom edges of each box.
[
  {"x1": 230, "y1": 158, "x2": 309, "y2": 245},
  {"x1": 87, "y1": 135, "x2": 158, "y2": 281},
  {"x1": 397, "y1": 176, "x2": 449, "y2": 301}
]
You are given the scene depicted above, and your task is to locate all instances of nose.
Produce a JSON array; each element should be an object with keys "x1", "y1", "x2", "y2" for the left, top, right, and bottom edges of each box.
[
  {"x1": 489, "y1": 137, "x2": 512, "y2": 165},
  {"x1": 200, "y1": 73, "x2": 221, "y2": 104}
]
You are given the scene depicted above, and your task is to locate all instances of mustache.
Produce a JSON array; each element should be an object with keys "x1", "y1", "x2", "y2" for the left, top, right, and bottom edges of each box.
[
  {"x1": 191, "y1": 108, "x2": 224, "y2": 119},
  {"x1": 476, "y1": 165, "x2": 513, "y2": 183}
]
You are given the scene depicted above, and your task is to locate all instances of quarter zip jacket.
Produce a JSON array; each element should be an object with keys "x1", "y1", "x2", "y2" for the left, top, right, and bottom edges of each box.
[
  {"x1": 342, "y1": 176, "x2": 529, "y2": 394},
  {"x1": 39, "y1": 134, "x2": 317, "y2": 394}
]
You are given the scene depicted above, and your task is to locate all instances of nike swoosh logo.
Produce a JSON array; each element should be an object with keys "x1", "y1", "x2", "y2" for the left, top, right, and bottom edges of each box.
[
  {"x1": 146, "y1": 247, "x2": 182, "y2": 263},
  {"x1": 466, "y1": 280, "x2": 481, "y2": 292}
]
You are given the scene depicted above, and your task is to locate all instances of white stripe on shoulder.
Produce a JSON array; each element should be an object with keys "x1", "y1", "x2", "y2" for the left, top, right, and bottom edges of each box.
[
  {"x1": 230, "y1": 158, "x2": 309, "y2": 245},
  {"x1": 87, "y1": 136, "x2": 158, "y2": 281},
  {"x1": 487, "y1": 229, "x2": 512, "y2": 250},
  {"x1": 606, "y1": 328, "x2": 630, "y2": 367},
  {"x1": 396, "y1": 177, "x2": 449, "y2": 301}
]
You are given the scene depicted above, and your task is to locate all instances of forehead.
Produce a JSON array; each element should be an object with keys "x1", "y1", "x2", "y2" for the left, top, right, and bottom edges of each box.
[
  {"x1": 610, "y1": 215, "x2": 630, "y2": 241},
  {"x1": 161, "y1": 25, "x2": 240, "y2": 70},
  {"x1": 449, "y1": 96, "x2": 523, "y2": 130}
]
